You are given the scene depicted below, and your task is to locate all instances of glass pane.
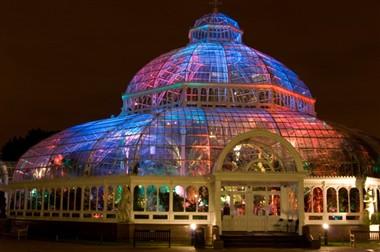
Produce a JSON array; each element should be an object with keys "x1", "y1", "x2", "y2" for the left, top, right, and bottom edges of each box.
[
  {"x1": 198, "y1": 186, "x2": 209, "y2": 212},
  {"x1": 173, "y1": 185, "x2": 184, "y2": 212},
  {"x1": 62, "y1": 188, "x2": 69, "y2": 211},
  {"x1": 185, "y1": 186, "x2": 197, "y2": 212},
  {"x1": 146, "y1": 185, "x2": 157, "y2": 211},
  {"x1": 338, "y1": 188, "x2": 348, "y2": 212},
  {"x1": 43, "y1": 189, "x2": 49, "y2": 210},
  {"x1": 304, "y1": 187, "x2": 312, "y2": 212},
  {"x1": 90, "y1": 187, "x2": 97, "y2": 211},
  {"x1": 269, "y1": 194, "x2": 280, "y2": 216},
  {"x1": 55, "y1": 188, "x2": 61, "y2": 210},
  {"x1": 233, "y1": 193, "x2": 245, "y2": 216},
  {"x1": 75, "y1": 187, "x2": 82, "y2": 211},
  {"x1": 49, "y1": 189, "x2": 55, "y2": 210},
  {"x1": 9, "y1": 191, "x2": 15, "y2": 210},
  {"x1": 107, "y1": 186, "x2": 114, "y2": 211},
  {"x1": 20, "y1": 190, "x2": 25, "y2": 210},
  {"x1": 36, "y1": 189, "x2": 42, "y2": 210},
  {"x1": 97, "y1": 186, "x2": 104, "y2": 211},
  {"x1": 133, "y1": 185, "x2": 145, "y2": 211},
  {"x1": 350, "y1": 188, "x2": 360, "y2": 213},
  {"x1": 221, "y1": 194, "x2": 231, "y2": 216},
  {"x1": 15, "y1": 191, "x2": 20, "y2": 210},
  {"x1": 327, "y1": 188, "x2": 337, "y2": 213},
  {"x1": 114, "y1": 185, "x2": 123, "y2": 210},
  {"x1": 69, "y1": 188, "x2": 75, "y2": 211},
  {"x1": 253, "y1": 194, "x2": 266, "y2": 216},
  {"x1": 158, "y1": 185, "x2": 169, "y2": 212},
  {"x1": 26, "y1": 189, "x2": 31, "y2": 210},
  {"x1": 83, "y1": 187, "x2": 90, "y2": 211},
  {"x1": 313, "y1": 187, "x2": 323, "y2": 213}
]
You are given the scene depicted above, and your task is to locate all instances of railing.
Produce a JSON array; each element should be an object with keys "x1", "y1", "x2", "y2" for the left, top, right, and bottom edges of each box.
[
  {"x1": 350, "y1": 230, "x2": 380, "y2": 247},
  {"x1": 133, "y1": 229, "x2": 171, "y2": 248},
  {"x1": 304, "y1": 213, "x2": 361, "y2": 225},
  {"x1": 8, "y1": 209, "x2": 119, "y2": 223},
  {"x1": 122, "y1": 82, "x2": 316, "y2": 116},
  {"x1": 132, "y1": 211, "x2": 209, "y2": 224}
]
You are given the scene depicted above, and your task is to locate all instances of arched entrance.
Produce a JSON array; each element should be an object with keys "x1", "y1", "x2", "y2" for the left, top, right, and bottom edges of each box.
[{"x1": 213, "y1": 129, "x2": 306, "y2": 234}]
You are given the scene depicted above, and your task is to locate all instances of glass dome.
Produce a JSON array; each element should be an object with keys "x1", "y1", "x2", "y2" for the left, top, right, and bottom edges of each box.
[
  {"x1": 14, "y1": 107, "x2": 379, "y2": 181},
  {"x1": 12, "y1": 12, "x2": 380, "y2": 182},
  {"x1": 126, "y1": 13, "x2": 312, "y2": 98}
]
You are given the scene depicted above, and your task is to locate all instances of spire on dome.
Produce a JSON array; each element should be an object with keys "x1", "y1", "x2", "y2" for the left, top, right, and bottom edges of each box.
[{"x1": 209, "y1": 0, "x2": 222, "y2": 13}]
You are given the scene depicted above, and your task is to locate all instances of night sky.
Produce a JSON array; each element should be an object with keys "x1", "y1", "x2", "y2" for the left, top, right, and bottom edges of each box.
[{"x1": 1, "y1": 0, "x2": 380, "y2": 147}]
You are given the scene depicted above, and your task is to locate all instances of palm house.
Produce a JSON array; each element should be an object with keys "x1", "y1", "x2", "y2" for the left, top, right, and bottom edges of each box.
[{"x1": 2, "y1": 11, "x2": 380, "y2": 242}]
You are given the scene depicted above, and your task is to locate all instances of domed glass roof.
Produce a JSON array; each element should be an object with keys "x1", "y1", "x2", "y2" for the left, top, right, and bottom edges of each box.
[
  {"x1": 14, "y1": 107, "x2": 379, "y2": 181},
  {"x1": 12, "y1": 12, "x2": 380, "y2": 182},
  {"x1": 126, "y1": 12, "x2": 312, "y2": 98}
]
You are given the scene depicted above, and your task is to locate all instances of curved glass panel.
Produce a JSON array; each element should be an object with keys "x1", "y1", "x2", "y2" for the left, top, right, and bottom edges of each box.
[
  {"x1": 198, "y1": 186, "x2": 209, "y2": 212},
  {"x1": 83, "y1": 187, "x2": 90, "y2": 211},
  {"x1": 350, "y1": 188, "x2": 360, "y2": 213},
  {"x1": 133, "y1": 185, "x2": 145, "y2": 211},
  {"x1": 327, "y1": 188, "x2": 337, "y2": 213},
  {"x1": 127, "y1": 43, "x2": 311, "y2": 98},
  {"x1": 13, "y1": 107, "x2": 379, "y2": 180},
  {"x1": 313, "y1": 187, "x2": 323, "y2": 213},
  {"x1": 146, "y1": 185, "x2": 157, "y2": 211},
  {"x1": 185, "y1": 186, "x2": 197, "y2": 212},
  {"x1": 158, "y1": 185, "x2": 169, "y2": 212},
  {"x1": 303, "y1": 187, "x2": 313, "y2": 213},
  {"x1": 339, "y1": 188, "x2": 349, "y2": 213},
  {"x1": 173, "y1": 185, "x2": 184, "y2": 212}
]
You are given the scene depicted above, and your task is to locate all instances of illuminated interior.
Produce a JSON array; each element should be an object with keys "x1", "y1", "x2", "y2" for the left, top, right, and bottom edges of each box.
[{"x1": 5, "y1": 12, "x2": 380, "y2": 235}]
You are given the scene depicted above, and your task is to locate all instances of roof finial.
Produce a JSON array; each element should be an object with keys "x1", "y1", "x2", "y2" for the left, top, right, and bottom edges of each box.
[{"x1": 209, "y1": 0, "x2": 222, "y2": 13}]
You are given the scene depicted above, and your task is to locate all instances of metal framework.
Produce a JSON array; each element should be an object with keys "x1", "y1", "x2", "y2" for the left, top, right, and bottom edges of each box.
[{"x1": 4, "y1": 12, "x2": 380, "y2": 231}]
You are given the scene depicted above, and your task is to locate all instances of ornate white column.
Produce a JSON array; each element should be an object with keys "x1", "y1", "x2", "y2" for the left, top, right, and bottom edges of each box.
[
  {"x1": 214, "y1": 179, "x2": 222, "y2": 234},
  {"x1": 297, "y1": 179, "x2": 305, "y2": 235}
]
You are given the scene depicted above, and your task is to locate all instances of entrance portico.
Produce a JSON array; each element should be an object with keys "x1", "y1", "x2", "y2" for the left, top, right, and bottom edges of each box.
[{"x1": 212, "y1": 129, "x2": 306, "y2": 235}]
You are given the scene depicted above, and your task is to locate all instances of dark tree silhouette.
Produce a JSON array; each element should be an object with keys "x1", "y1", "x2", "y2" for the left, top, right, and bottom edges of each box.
[{"x1": 1, "y1": 129, "x2": 58, "y2": 161}]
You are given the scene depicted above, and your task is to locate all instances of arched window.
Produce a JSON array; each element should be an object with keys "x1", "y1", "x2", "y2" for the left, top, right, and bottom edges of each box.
[
  {"x1": 114, "y1": 185, "x2": 123, "y2": 210},
  {"x1": 350, "y1": 188, "x2": 360, "y2": 213},
  {"x1": 338, "y1": 188, "x2": 348, "y2": 212},
  {"x1": 49, "y1": 189, "x2": 55, "y2": 211},
  {"x1": 146, "y1": 185, "x2": 157, "y2": 211},
  {"x1": 198, "y1": 186, "x2": 209, "y2": 212},
  {"x1": 43, "y1": 189, "x2": 49, "y2": 211},
  {"x1": 9, "y1": 191, "x2": 15, "y2": 210},
  {"x1": 36, "y1": 188, "x2": 42, "y2": 210},
  {"x1": 75, "y1": 187, "x2": 82, "y2": 211},
  {"x1": 313, "y1": 187, "x2": 323, "y2": 213},
  {"x1": 20, "y1": 190, "x2": 25, "y2": 210},
  {"x1": 158, "y1": 185, "x2": 169, "y2": 212},
  {"x1": 133, "y1": 185, "x2": 145, "y2": 211},
  {"x1": 55, "y1": 188, "x2": 61, "y2": 210},
  {"x1": 62, "y1": 188, "x2": 69, "y2": 211},
  {"x1": 304, "y1": 187, "x2": 312, "y2": 213},
  {"x1": 185, "y1": 185, "x2": 197, "y2": 212},
  {"x1": 173, "y1": 185, "x2": 184, "y2": 212},
  {"x1": 83, "y1": 187, "x2": 90, "y2": 211},
  {"x1": 107, "y1": 186, "x2": 114, "y2": 211},
  {"x1": 327, "y1": 188, "x2": 337, "y2": 213},
  {"x1": 15, "y1": 191, "x2": 20, "y2": 210},
  {"x1": 69, "y1": 188, "x2": 75, "y2": 211},
  {"x1": 90, "y1": 187, "x2": 97, "y2": 211},
  {"x1": 97, "y1": 186, "x2": 104, "y2": 211},
  {"x1": 26, "y1": 189, "x2": 31, "y2": 210}
]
